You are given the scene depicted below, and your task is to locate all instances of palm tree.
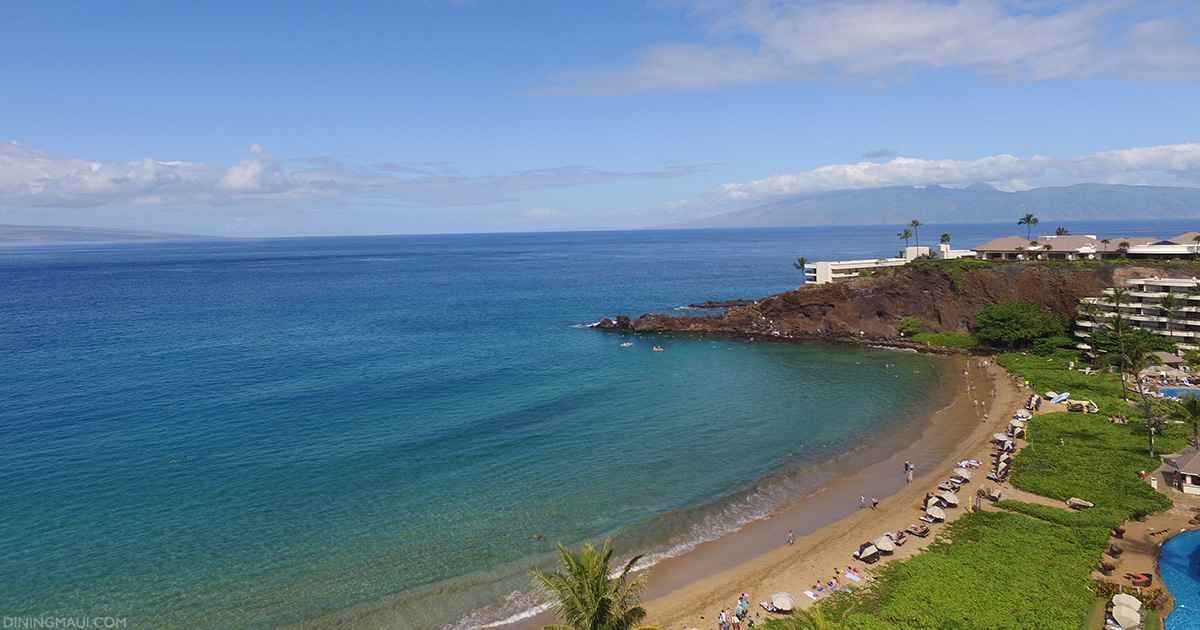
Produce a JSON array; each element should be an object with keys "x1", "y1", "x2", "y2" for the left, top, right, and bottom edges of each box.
[
  {"x1": 908, "y1": 219, "x2": 923, "y2": 247},
  {"x1": 781, "y1": 602, "x2": 854, "y2": 630},
  {"x1": 1118, "y1": 240, "x2": 1131, "y2": 258},
  {"x1": 898, "y1": 228, "x2": 913, "y2": 248},
  {"x1": 1170, "y1": 395, "x2": 1200, "y2": 448},
  {"x1": 1193, "y1": 234, "x2": 1200, "y2": 260},
  {"x1": 1056, "y1": 227, "x2": 1070, "y2": 236},
  {"x1": 1019, "y1": 213, "x2": 1039, "y2": 240},
  {"x1": 1100, "y1": 238, "x2": 1112, "y2": 260},
  {"x1": 940, "y1": 232, "x2": 951, "y2": 244},
  {"x1": 1159, "y1": 293, "x2": 1179, "y2": 335},
  {"x1": 794, "y1": 257, "x2": 808, "y2": 272},
  {"x1": 1077, "y1": 300, "x2": 1103, "y2": 356},
  {"x1": 531, "y1": 540, "x2": 657, "y2": 630}
]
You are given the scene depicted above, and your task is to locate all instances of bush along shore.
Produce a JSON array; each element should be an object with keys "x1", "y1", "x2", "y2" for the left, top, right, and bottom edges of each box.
[{"x1": 755, "y1": 350, "x2": 1190, "y2": 630}]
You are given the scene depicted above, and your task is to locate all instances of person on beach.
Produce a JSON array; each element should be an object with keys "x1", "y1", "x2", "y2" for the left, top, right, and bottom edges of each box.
[
  {"x1": 860, "y1": 496, "x2": 867, "y2": 509},
  {"x1": 871, "y1": 497, "x2": 879, "y2": 509},
  {"x1": 787, "y1": 530, "x2": 794, "y2": 545}
]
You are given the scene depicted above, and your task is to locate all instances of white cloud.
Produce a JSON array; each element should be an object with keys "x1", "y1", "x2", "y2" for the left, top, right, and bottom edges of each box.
[
  {"x1": 698, "y1": 143, "x2": 1200, "y2": 206},
  {"x1": 526, "y1": 207, "x2": 565, "y2": 220},
  {"x1": 536, "y1": 0, "x2": 1200, "y2": 94},
  {"x1": 0, "y1": 141, "x2": 708, "y2": 210}
]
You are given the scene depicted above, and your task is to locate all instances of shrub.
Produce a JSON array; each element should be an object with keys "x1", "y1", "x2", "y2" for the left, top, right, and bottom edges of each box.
[
  {"x1": 898, "y1": 316, "x2": 922, "y2": 336},
  {"x1": 1032, "y1": 334, "x2": 1077, "y2": 356},
  {"x1": 975, "y1": 301, "x2": 1068, "y2": 347}
]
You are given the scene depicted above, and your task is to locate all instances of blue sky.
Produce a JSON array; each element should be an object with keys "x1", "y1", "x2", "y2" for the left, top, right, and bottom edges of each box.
[{"x1": 3, "y1": 0, "x2": 1200, "y2": 236}]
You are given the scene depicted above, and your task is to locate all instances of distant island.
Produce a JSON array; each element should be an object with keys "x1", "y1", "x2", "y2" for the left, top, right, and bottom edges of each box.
[
  {"x1": 664, "y1": 183, "x2": 1200, "y2": 229},
  {"x1": 0, "y1": 224, "x2": 210, "y2": 246}
]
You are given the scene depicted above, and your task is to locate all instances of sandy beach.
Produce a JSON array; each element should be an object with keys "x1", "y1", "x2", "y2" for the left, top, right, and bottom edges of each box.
[{"x1": 639, "y1": 358, "x2": 1024, "y2": 629}]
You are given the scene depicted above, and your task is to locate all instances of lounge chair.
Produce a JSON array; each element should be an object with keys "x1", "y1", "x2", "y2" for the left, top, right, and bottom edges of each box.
[{"x1": 906, "y1": 524, "x2": 931, "y2": 537}]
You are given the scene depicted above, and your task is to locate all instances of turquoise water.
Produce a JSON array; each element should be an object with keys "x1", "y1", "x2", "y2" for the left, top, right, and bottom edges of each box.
[
  {"x1": 4, "y1": 221, "x2": 1197, "y2": 630},
  {"x1": 1162, "y1": 530, "x2": 1200, "y2": 629},
  {"x1": 1162, "y1": 388, "x2": 1200, "y2": 399}
]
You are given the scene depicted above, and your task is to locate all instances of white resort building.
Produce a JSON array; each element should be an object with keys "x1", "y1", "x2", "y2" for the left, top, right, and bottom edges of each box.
[
  {"x1": 803, "y1": 231, "x2": 1200, "y2": 285},
  {"x1": 1076, "y1": 277, "x2": 1200, "y2": 354}
]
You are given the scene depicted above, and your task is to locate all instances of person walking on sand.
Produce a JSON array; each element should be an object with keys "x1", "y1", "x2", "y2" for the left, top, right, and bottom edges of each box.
[
  {"x1": 787, "y1": 529, "x2": 794, "y2": 545},
  {"x1": 871, "y1": 497, "x2": 879, "y2": 510},
  {"x1": 860, "y1": 495, "x2": 867, "y2": 509}
]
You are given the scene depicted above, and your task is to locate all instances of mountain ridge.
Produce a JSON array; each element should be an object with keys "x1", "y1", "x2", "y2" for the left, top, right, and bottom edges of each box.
[{"x1": 665, "y1": 183, "x2": 1200, "y2": 229}]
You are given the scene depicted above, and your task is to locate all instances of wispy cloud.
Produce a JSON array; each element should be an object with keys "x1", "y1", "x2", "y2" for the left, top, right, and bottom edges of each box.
[
  {"x1": 0, "y1": 141, "x2": 708, "y2": 209},
  {"x1": 676, "y1": 143, "x2": 1200, "y2": 210},
  {"x1": 535, "y1": 0, "x2": 1200, "y2": 95}
]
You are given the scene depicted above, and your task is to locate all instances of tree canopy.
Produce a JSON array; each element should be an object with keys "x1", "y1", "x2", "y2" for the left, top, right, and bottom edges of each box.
[{"x1": 973, "y1": 301, "x2": 1066, "y2": 347}]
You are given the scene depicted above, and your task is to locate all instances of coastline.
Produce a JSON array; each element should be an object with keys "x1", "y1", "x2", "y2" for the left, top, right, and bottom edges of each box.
[
  {"x1": 504, "y1": 356, "x2": 1018, "y2": 630},
  {"x1": 637, "y1": 359, "x2": 1021, "y2": 628}
]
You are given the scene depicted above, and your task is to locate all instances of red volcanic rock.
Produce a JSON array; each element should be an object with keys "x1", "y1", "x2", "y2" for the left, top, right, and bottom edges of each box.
[{"x1": 594, "y1": 262, "x2": 1183, "y2": 344}]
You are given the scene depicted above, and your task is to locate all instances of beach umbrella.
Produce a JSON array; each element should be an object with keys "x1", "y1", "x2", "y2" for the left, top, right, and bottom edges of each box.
[
  {"x1": 939, "y1": 491, "x2": 960, "y2": 506},
  {"x1": 997, "y1": 452, "x2": 1013, "y2": 463},
  {"x1": 1112, "y1": 604, "x2": 1140, "y2": 629},
  {"x1": 953, "y1": 468, "x2": 974, "y2": 478},
  {"x1": 873, "y1": 535, "x2": 896, "y2": 552},
  {"x1": 925, "y1": 495, "x2": 943, "y2": 510},
  {"x1": 1113, "y1": 593, "x2": 1141, "y2": 611},
  {"x1": 992, "y1": 432, "x2": 1008, "y2": 442},
  {"x1": 1015, "y1": 409, "x2": 1032, "y2": 419},
  {"x1": 925, "y1": 505, "x2": 946, "y2": 521},
  {"x1": 771, "y1": 592, "x2": 796, "y2": 612},
  {"x1": 856, "y1": 542, "x2": 880, "y2": 563},
  {"x1": 1010, "y1": 419, "x2": 1026, "y2": 428}
]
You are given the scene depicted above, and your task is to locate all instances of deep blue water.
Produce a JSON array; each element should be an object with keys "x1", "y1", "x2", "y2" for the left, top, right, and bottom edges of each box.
[
  {"x1": 1162, "y1": 530, "x2": 1200, "y2": 630},
  {"x1": 3, "y1": 221, "x2": 1196, "y2": 630}
]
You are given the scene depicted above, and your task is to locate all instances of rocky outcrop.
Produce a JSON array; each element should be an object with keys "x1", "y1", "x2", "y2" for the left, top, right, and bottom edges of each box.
[{"x1": 593, "y1": 262, "x2": 1191, "y2": 344}]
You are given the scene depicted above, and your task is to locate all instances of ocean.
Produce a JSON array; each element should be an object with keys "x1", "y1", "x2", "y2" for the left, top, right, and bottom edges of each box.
[{"x1": 1, "y1": 220, "x2": 1194, "y2": 630}]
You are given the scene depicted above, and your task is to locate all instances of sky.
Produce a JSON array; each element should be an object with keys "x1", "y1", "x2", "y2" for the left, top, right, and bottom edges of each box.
[{"x1": 2, "y1": 0, "x2": 1200, "y2": 236}]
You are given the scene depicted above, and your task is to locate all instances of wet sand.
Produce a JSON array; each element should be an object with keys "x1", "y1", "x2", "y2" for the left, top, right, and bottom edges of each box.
[{"x1": 639, "y1": 359, "x2": 1023, "y2": 629}]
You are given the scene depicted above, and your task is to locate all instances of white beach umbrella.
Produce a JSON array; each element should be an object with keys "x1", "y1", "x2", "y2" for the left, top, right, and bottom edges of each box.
[
  {"x1": 771, "y1": 591, "x2": 796, "y2": 612},
  {"x1": 1112, "y1": 593, "x2": 1141, "y2": 611},
  {"x1": 925, "y1": 505, "x2": 946, "y2": 520},
  {"x1": 953, "y1": 468, "x2": 974, "y2": 479},
  {"x1": 1015, "y1": 409, "x2": 1032, "y2": 419},
  {"x1": 939, "y1": 491, "x2": 960, "y2": 506},
  {"x1": 873, "y1": 535, "x2": 896, "y2": 552},
  {"x1": 992, "y1": 432, "x2": 1009, "y2": 442},
  {"x1": 1112, "y1": 604, "x2": 1140, "y2": 629},
  {"x1": 1010, "y1": 419, "x2": 1026, "y2": 428}
]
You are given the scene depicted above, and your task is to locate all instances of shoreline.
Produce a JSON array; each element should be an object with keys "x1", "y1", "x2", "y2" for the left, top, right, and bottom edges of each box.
[
  {"x1": 637, "y1": 359, "x2": 1022, "y2": 628},
  {"x1": 504, "y1": 356, "x2": 1018, "y2": 630}
]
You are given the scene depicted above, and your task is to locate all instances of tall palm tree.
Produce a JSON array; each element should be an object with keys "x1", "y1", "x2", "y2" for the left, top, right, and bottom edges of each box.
[
  {"x1": 781, "y1": 602, "x2": 854, "y2": 630},
  {"x1": 1077, "y1": 300, "x2": 1103, "y2": 356},
  {"x1": 1118, "y1": 334, "x2": 1160, "y2": 457},
  {"x1": 794, "y1": 257, "x2": 808, "y2": 271},
  {"x1": 530, "y1": 540, "x2": 657, "y2": 630},
  {"x1": 1104, "y1": 312, "x2": 1131, "y2": 401},
  {"x1": 1055, "y1": 227, "x2": 1070, "y2": 236},
  {"x1": 940, "y1": 232, "x2": 951, "y2": 244},
  {"x1": 1159, "y1": 293, "x2": 1179, "y2": 335},
  {"x1": 908, "y1": 219, "x2": 923, "y2": 247},
  {"x1": 1100, "y1": 238, "x2": 1112, "y2": 260},
  {"x1": 1170, "y1": 395, "x2": 1200, "y2": 448},
  {"x1": 1019, "y1": 213, "x2": 1039, "y2": 240},
  {"x1": 898, "y1": 229, "x2": 913, "y2": 248},
  {"x1": 1118, "y1": 240, "x2": 1131, "y2": 258}
]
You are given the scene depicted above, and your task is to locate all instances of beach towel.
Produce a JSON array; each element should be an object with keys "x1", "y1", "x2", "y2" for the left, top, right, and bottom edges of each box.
[
  {"x1": 804, "y1": 591, "x2": 818, "y2": 600},
  {"x1": 843, "y1": 571, "x2": 862, "y2": 582}
]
